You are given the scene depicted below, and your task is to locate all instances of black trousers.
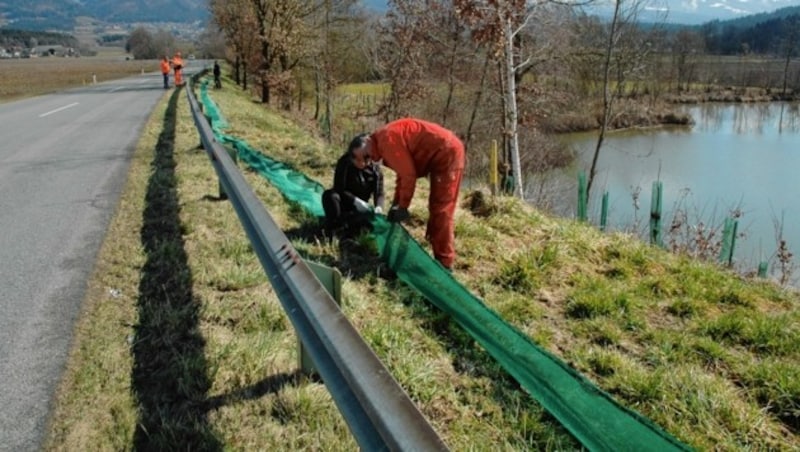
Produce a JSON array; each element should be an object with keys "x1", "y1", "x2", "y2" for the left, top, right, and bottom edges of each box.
[{"x1": 321, "y1": 190, "x2": 371, "y2": 236}]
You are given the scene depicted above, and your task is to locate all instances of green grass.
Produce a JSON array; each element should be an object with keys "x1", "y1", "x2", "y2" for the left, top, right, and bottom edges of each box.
[{"x1": 46, "y1": 74, "x2": 800, "y2": 450}]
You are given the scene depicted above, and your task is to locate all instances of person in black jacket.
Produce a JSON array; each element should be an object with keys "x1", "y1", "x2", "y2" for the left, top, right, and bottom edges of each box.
[
  {"x1": 322, "y1": 134, "x2": 385, "y2": 237},
  {"x1": 213, "y1": 60, "x2": 222, "y2": 89}
]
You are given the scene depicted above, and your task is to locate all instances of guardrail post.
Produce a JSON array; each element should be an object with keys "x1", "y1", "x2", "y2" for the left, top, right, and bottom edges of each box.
[
  {"x1": 196, "y1": 101, "x2": 206, "y2": 151},
  {"x1": 300, "y1": 260, "x2": 342, "y2": 376},
  {"x1": 217, "y1": 145, "x2": 238, "y2": 200}
]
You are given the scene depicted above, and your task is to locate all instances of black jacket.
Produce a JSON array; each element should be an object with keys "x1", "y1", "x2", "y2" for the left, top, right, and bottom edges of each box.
[{"x1": 332, "y1": 153, "x2": 384, "y2": 210}]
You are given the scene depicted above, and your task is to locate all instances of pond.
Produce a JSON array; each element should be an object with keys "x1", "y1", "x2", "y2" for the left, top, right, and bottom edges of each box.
[{"x1": 551, "y1": 102, "x2": 800, "y2": 281}]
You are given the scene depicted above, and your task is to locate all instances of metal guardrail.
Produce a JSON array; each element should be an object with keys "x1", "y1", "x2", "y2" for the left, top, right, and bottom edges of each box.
[{"x1": 185, "y1": 77, "x2": 449, "y2": 451}]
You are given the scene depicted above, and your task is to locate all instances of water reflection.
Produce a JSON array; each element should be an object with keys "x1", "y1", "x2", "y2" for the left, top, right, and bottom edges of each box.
[
  {"x1": 778, "y1": 102, "x2": 800, "y2": 133},
  {"x1": 557, "y1": 102, "x2": 800, "y2": 284},
  {"x1": 691, "y1": 102, "x2": 800, "y2": 135}
]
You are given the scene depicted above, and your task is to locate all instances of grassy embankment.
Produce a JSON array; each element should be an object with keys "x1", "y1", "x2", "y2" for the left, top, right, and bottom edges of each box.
[{"x1": 45, "y1": 71, "x2": 800, "y2": 450}]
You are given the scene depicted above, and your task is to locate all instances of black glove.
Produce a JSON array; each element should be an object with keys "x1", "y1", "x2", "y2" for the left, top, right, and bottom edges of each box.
[{"x1": 387, "y1": 206, "x2": 410, "y2": 223}]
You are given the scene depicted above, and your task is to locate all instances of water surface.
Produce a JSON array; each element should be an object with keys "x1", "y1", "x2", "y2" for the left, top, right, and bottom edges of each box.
[{"x1": 560, "y1": 102, "x2": 800, "y2": 275}]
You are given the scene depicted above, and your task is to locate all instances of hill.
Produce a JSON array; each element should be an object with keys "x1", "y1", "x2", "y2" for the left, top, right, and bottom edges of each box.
[
  {"x1": 0, "y1": 0, "x2": 209, "y2": 30},
  {"x1": 696, "y1": 6, "x2": 800, "y2": 54},
  {"x1": 701, "y1": 5, "x2": 800, "y2": 29}
]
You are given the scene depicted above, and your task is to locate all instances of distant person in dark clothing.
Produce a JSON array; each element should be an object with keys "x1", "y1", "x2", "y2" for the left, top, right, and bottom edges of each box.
[
  {"x1": 500, "y1": 161, "x2": 514, "y2": 195},
  {"x1": 213, "y1": 60, "x2": 222, "y2": 89},
  {"x1": 322, "y1": 134, "x2": 385, "y2": 237}
]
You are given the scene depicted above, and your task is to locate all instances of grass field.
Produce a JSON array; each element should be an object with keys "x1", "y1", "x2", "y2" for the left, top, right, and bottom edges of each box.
[
  {"x1": 44, "y1": 71, "x2": 800, "y2": 450},
  {"x1": 0, "y1": 54, "x2": 159, "y2": 102}
]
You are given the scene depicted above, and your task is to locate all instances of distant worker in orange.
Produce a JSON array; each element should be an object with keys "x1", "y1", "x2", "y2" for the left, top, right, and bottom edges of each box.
[
  {"x1": 351, "y1": 118, "x2": 466, "y2": 270},
  {"x1": 160, "y1": 55, "x2": 171, "y2": 89},
  {"x1": 172, "y1": 51, "x2": 184, "y2": 86}
]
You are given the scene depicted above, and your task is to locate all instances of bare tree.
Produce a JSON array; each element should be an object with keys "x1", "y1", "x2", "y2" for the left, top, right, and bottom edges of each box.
[
  {"x1": 421, "y1": 3, "x2": 474, "y2": 128},
  {"x1": 305, "y1": 0, "x2": 362, "y2": 140},
  {"x1": 197, "y1": 23, "x2": 227, "y2": 60},
  {"x1": 671, "y1": 29, "x2": 704, "y2": 93},
  {"x1": 585, "y1": 0, "x2": 660, "y2": 199},
  {"x1": 210, "y1": 0, "x2": 259, "y2": 89},
  {"x1": 376, "y1": 0, "x2": 436, "y2": 121},
  {"x1": 780, "y1": 15, "x2": 800, "y2": 97},
  {"x1": 455, "y1": 0, "x2": 577, "y2": 199},
  {"x1": 245, "y1": 0, "x2": 333, "y2": 106},
  {"x1": 567, "y1": 15, "x2": 605, "y2": 99},
  {"x1": 152, "y1": 30, "x2": 178, "y2": 59},
  {"x1": 127, "y1": 27, "x2": 155, "y2": 59},
  {"x1": 464, "y1": 53, "x2": 492, "y2": 153}
]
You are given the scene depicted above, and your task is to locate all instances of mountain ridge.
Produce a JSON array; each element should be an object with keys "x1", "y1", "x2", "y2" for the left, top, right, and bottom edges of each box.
[
  {"x1": 2, "y1": 0, "x2": 799, "y2": 33},
  {"x1": 0, "y1": 0, "x2": 209, "y2": 30}
]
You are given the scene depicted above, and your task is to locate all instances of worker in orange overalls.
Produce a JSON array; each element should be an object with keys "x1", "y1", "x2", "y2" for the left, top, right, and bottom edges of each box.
[
  {"x1": 160, "y1": 55, "x2": 171, "y2": 89},
  {"x1": 172, "y1": 51, "x2": 184, "y2": 86},
  {"x1": 352, "y1": 118, "x2": 466, "y2": 270}
]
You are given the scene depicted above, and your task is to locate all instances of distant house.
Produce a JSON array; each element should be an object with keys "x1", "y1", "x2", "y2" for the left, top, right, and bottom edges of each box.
[{"x1": 30, "y1": 45, "x2": 77, "y2": 57}]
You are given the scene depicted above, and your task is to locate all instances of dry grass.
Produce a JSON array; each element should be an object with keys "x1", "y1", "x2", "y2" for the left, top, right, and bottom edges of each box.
[{"x1": 0, "y1": 55, "x2": 159, "y2": 101}]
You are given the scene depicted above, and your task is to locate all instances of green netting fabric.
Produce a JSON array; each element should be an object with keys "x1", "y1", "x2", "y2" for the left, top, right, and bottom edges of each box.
[
  {"x1": 234, "y1": 143, "x2": 326, "y2": 218},
  {"x1": 199, "y1": 80, "x2": 325, "y2": 218},
  {"x1": 199, "y1": 81, "x2": 229, "y2": 131},
  {"x1": 371, "y1": 218, "x2": 690, "y2": 451},
  {"x1": 197, "y1": 80, "x2": 691, "y2": 452}
]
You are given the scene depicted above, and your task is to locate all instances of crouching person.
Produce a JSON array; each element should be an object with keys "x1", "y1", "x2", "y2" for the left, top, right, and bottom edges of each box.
[{"x1": 322, "y1": 134, "x2": 385, "y2": 238}]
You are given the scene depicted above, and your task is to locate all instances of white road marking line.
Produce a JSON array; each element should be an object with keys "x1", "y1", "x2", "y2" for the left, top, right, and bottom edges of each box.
[{"x1": 39, "y1": 102, "x2": 80, "y2": 117}]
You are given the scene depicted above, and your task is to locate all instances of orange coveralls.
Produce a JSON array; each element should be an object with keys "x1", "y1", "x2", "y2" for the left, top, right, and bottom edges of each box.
[
  {"x1": 160, "y1": 58, "x2": 170, "y2": 88},
  {"x1": 172, "y1": 53, "x2": 184, "y2": 85},
  {"x1": 369, "y1": 118, "x2": 465, "y2": 268}
]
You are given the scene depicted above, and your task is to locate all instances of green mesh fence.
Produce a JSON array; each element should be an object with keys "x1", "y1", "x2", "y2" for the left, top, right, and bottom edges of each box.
[
  {"x1": 199, "y1": 81, "x2": 325, "y2": 218},
  {"x1": 197, "y1": 80, "x2": 691, "y2": 451}
]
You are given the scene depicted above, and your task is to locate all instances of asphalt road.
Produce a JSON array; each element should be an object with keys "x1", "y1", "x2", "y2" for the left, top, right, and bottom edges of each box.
[{"x1": 0, "y1": 70, "x2": 182, "y2": 451}]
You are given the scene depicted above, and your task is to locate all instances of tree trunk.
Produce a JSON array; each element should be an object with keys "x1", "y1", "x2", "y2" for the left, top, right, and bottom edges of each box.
[
  {"x1": 588, "y1": 0, "x2": 621, "y2": 200},
  {"x1": 260, "y1": 39, "x2": 271, "y2": 104},
  {"x1": 323, "y1": 0, "x2": 332, "y2": 142},
  {"x1": 505, "y1": 19, "x2": 524, "y2": 199},
  {"x1": 314, "y1": 68, "x2": 321, "y2": 120},
  {"x1": 464, "y1": 53, "x2": 490, "y2": 154},
  {"x1": 781, "y1": 22, "x2": 797, "y2": 96},
  {"x1": 234, "y1": 54, "x2": 241, "y2": 85},
  {"x1": 441, "y1": 31, "x2": 460, "y2": 127}
]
